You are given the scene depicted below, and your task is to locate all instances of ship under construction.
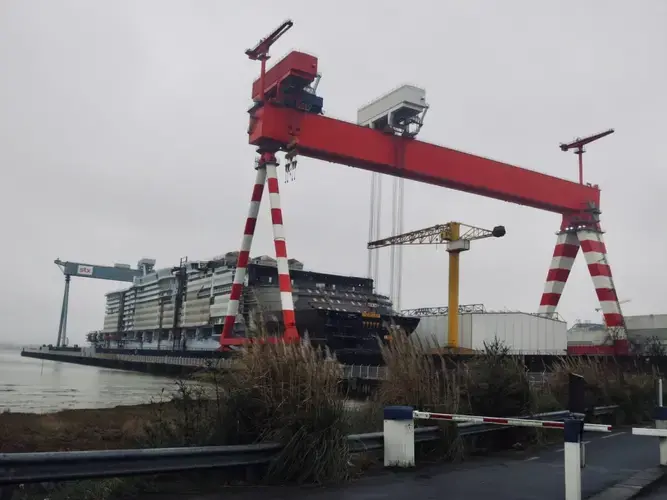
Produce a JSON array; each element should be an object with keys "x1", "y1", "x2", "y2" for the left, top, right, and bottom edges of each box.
[{"x1": 86, "y1": 252, "x2": 419, "y2": 354}]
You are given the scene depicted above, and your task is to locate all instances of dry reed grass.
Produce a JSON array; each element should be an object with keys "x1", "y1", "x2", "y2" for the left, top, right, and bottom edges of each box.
[
  {"x1": 544, "y1": 356, "x2": 657, "y2": 424},
  {"x1": 378, "y1": 333, "x2": 535, "y2": 417},
  {"x1": 143, "y1": 341, "x2": 350, "y2": 484},
  {"x1": 376, "y1": 332, "x2": 538, "y2": 457},
  {"x1": 217, "y1": 342, "x2": 349, "y2": 484},
  {"x1": 10, "y1": 332, "x2": 662, "y2": 499}
]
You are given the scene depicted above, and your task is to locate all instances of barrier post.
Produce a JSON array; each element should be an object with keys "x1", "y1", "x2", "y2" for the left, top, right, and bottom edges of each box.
[
  {"x1": 564, "y1": 419, "x2": 584, "y2": 500},
  {"x1": 383, "y1": 406, "x2": 415, "y2": 468},
  {"x1": 655, "y1": 406, "x2": 667, "y2": 466},
  {"x1": 568, "y1": 372, "x2": 587, "y2": 469},
  {"x1": 656, "y1": 378, "x2": 663, "y2": 407}
]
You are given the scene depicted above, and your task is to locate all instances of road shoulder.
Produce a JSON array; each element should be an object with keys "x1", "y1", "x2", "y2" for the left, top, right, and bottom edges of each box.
[{"x1": 588, "y1": 467, "x2": 667, "y2": 500}]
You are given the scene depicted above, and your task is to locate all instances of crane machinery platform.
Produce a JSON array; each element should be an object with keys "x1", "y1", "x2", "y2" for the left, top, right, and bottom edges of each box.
[
  {"x1": 219, "y1": 19, "x2": 628, "y2": 354},
  {"x1": 368, "y1": 222, "x2": 506, "y2": 349},
  {"x1": 53, "y1": 258, "x2": 151, "y2": 348}
]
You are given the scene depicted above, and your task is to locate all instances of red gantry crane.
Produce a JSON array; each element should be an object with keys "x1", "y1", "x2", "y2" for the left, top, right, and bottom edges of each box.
[{"x1": 220, "y1": 21, "x2": 627, "y2": 354}]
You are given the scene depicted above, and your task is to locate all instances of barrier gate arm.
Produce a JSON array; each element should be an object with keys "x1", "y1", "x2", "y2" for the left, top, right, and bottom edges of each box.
[{"x1": 413, "y1": 411, "x2": 613, "y2": 433}]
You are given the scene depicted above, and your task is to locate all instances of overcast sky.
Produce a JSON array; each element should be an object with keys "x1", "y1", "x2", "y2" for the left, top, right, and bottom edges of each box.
[{"x1": 1, "y1": 1, "x2": 665, "y2": 345}]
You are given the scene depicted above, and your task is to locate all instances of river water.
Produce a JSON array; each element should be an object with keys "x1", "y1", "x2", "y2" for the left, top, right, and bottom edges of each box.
[{"x1": 0, "y1": 348, "x2": 183, "y2": 414}]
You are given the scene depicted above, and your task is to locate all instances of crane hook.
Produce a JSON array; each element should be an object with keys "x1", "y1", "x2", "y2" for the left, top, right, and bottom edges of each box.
[{"x1": 285, "y1": 149, "x2": 298, "y2": 183}]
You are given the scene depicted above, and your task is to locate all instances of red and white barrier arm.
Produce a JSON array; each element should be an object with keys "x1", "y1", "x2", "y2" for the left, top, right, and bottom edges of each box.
[{"x1": 413, "y1": 411, "x2": 612, "y2": 433}]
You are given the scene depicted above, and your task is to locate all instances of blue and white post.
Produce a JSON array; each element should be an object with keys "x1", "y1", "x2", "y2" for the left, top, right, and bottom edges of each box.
[
  {"x1": 383, "y1": 406, "x2": 415, "y2": 468},
  {"x1": 564, "y1": 418, "x2": 584, "y2": 500}
]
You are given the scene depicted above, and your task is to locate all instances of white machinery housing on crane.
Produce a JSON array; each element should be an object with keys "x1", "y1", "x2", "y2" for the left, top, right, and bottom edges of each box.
[{"x1": 357, "y1": 84, "x2": 428, "y2": 136}]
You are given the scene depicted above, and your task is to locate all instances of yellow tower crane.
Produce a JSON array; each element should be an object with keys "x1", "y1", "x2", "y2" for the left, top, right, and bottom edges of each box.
[{"x1": 368, "y1": 222, "x2": 506, "y2": 349}]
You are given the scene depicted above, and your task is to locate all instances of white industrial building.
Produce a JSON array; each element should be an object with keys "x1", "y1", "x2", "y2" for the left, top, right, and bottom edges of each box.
[
  {"x1": 567, "y1": 314, "x2": 667, "y2": 350},
  {"x1": 407, "y1": 305, "x2": 568, "y2": 355}
]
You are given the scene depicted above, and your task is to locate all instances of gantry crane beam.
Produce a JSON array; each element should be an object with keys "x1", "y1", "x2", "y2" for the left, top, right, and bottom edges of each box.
[
  {"x1": 53, "y1": 259, "x2": 144, "y2": 348},
  {"x1": 368, "y1": 222, "x2": 505, "y2": 349},
  {"x1": 54, "y1": 259, "x2": 142, "y2": 282},
  {"x1": 248, "y1": 103, "x2": 600, "y2": 216}
]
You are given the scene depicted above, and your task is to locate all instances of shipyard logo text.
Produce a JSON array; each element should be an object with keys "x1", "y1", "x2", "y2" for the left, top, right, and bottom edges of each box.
[{"x1": 77, "y1": 265, "x2": 94, "y2": 276}]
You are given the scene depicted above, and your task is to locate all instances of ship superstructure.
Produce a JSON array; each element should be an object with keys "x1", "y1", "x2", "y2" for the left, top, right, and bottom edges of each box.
[{"x1": 87, "y1": 252, "x2": 419, "y2": 353}]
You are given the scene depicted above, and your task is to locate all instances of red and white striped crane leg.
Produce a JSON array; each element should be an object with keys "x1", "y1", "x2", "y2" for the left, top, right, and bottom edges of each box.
[
  {"x1": 538, "y1": 231, "x2": 580, "y2": 318},
  {"x1": 220, "y1": 166, "x2": 267, "y2": 346},
  {"x1": 265, "y1": 159, "x2": 300, "y2": 342},
  {"x1": 576, "y1": 228, "x2": 625, "y2": 333}
]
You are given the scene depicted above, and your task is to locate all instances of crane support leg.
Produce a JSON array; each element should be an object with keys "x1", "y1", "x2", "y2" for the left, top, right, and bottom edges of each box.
[
  {"x1": 220, "y1": 165, "x2": 267, "y2": 345},
  {"x1": 538, "y1": 221, "x2": 627, "y2": 353},
  {"x1": 265, "y1": 156, "x2": 300, "y2": 342},
  {"x1": 538, "y1": 232, "x2": 580, "y2": 318},
  {"x1": 56, "y1": 274, "x2": 71, "y2": 347},
  {"x1": 447, "y1": 222, "x2": 461, "y2": 348},
  {"x1": 576, "y1": 228, "x2": 626, "y2": 351}
]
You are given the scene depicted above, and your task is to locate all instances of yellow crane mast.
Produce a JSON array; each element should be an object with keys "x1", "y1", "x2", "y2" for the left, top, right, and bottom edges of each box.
[{"x1": 368, "y1": 222, "x2": 506, "y2": 349}]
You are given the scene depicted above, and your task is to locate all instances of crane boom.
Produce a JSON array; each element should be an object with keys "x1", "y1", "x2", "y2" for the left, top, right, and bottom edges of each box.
[
  {"x1": 245, "y1": 20, "x2": 293, "y2": 60},
  {"x1": 560, "y1": 129, "x2": 615, "y2": 152},
  {"x1": 368, "y1": 222, "x2": 504, "y2": 248}
]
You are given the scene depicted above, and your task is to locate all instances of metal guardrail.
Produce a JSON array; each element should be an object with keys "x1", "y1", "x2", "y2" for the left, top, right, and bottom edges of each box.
[
  {"x1": 0, "y1": 443, "x2": 282, "y2": 485},
  {"x1": 0, "y1": 406, "x2": 617, "y2": 486}
]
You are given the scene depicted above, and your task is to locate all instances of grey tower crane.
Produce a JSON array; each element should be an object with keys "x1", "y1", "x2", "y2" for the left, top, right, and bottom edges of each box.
[{"x1": 53, "y1": 258, "x2": 153, "y2": 347}]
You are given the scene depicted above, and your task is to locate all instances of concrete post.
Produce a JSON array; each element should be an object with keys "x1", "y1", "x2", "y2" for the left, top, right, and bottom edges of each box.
[
  {"x1": 655, "y1": 406, "x2": 667, "y2": 466},
  {"x1": 564, "y1": 419, "x2": 584, "y2": 500},
  {"x1": 383, "y1": 406, "x2": 415, "y2": 468}
]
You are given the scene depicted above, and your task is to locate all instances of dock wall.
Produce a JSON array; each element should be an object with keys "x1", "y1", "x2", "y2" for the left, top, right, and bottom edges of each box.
[{"x1": 20, "y1": 347, "x2": 232, "y2": 377}]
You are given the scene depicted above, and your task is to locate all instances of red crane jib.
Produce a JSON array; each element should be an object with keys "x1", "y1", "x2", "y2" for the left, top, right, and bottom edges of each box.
[
  {"x1": 251, "y1": 51, "x2": 318, "y2": 101},
  {"x1": 248, "y1": 104, "x2": 600, "y2": 214}
]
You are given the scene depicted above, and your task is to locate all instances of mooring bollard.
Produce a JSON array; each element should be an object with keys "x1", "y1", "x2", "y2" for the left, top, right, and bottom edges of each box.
[
  {"x1": 383, "y1": 406, "x2": 415, "y2": 468},
  {"x1": 564, "y1": 418, "x2": 584, "y2": 500}
]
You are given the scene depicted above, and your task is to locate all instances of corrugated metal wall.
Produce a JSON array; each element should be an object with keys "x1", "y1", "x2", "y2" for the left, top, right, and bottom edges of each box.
[{"x1": 626, "y1": 314, "x2": 667, "y2": 343}]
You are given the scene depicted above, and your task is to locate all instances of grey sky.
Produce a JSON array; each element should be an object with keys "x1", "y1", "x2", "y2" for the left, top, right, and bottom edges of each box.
[{"x1": 1, "y1": 1, "x2": 665, "y2": 345}]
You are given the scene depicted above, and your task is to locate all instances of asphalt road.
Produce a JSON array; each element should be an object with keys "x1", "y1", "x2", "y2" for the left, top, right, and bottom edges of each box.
[
  {"x1": 184, "y1": 428, "x2": 659, "y2": 500},
  {"x1": 637, "y1": 477, "x2": 667, "y2": 499}
]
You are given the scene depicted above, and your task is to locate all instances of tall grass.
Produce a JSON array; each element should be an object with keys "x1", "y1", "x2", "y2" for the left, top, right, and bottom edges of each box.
[
  {"x1": 218, "y1": 342, "x2": 349, "y2": 484},
  {"x1": 144, "y1": 341, "x2": 349, "y2": 484},
  {"x1": 545, "y1": 356, "x2": 657, "y2": 424},
  {"x1": 379, "y1": 333, "x2": 534, "y2": 417},
  {"x1": 11, "y1": 331, "x2": 662, "y2": 499}
]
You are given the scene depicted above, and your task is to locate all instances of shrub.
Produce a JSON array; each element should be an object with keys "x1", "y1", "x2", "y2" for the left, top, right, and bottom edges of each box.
[{"x1": 458, "y1": 339, "x2": 534, "y2": 418}]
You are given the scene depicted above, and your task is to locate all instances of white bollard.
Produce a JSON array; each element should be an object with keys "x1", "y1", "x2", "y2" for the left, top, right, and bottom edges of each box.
[
  {"x1": 656, "y1": 406, "x2": 667, "y2": 466},
  {"x1": 657, "y1": 379, "x2": 664, "y2": 407},
  {"x1": 383, "y1": 406, "x2": 415, "y2": 468},
  {"x1": 564, "y1": 419, "x2": 584, "y2": 500}
]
